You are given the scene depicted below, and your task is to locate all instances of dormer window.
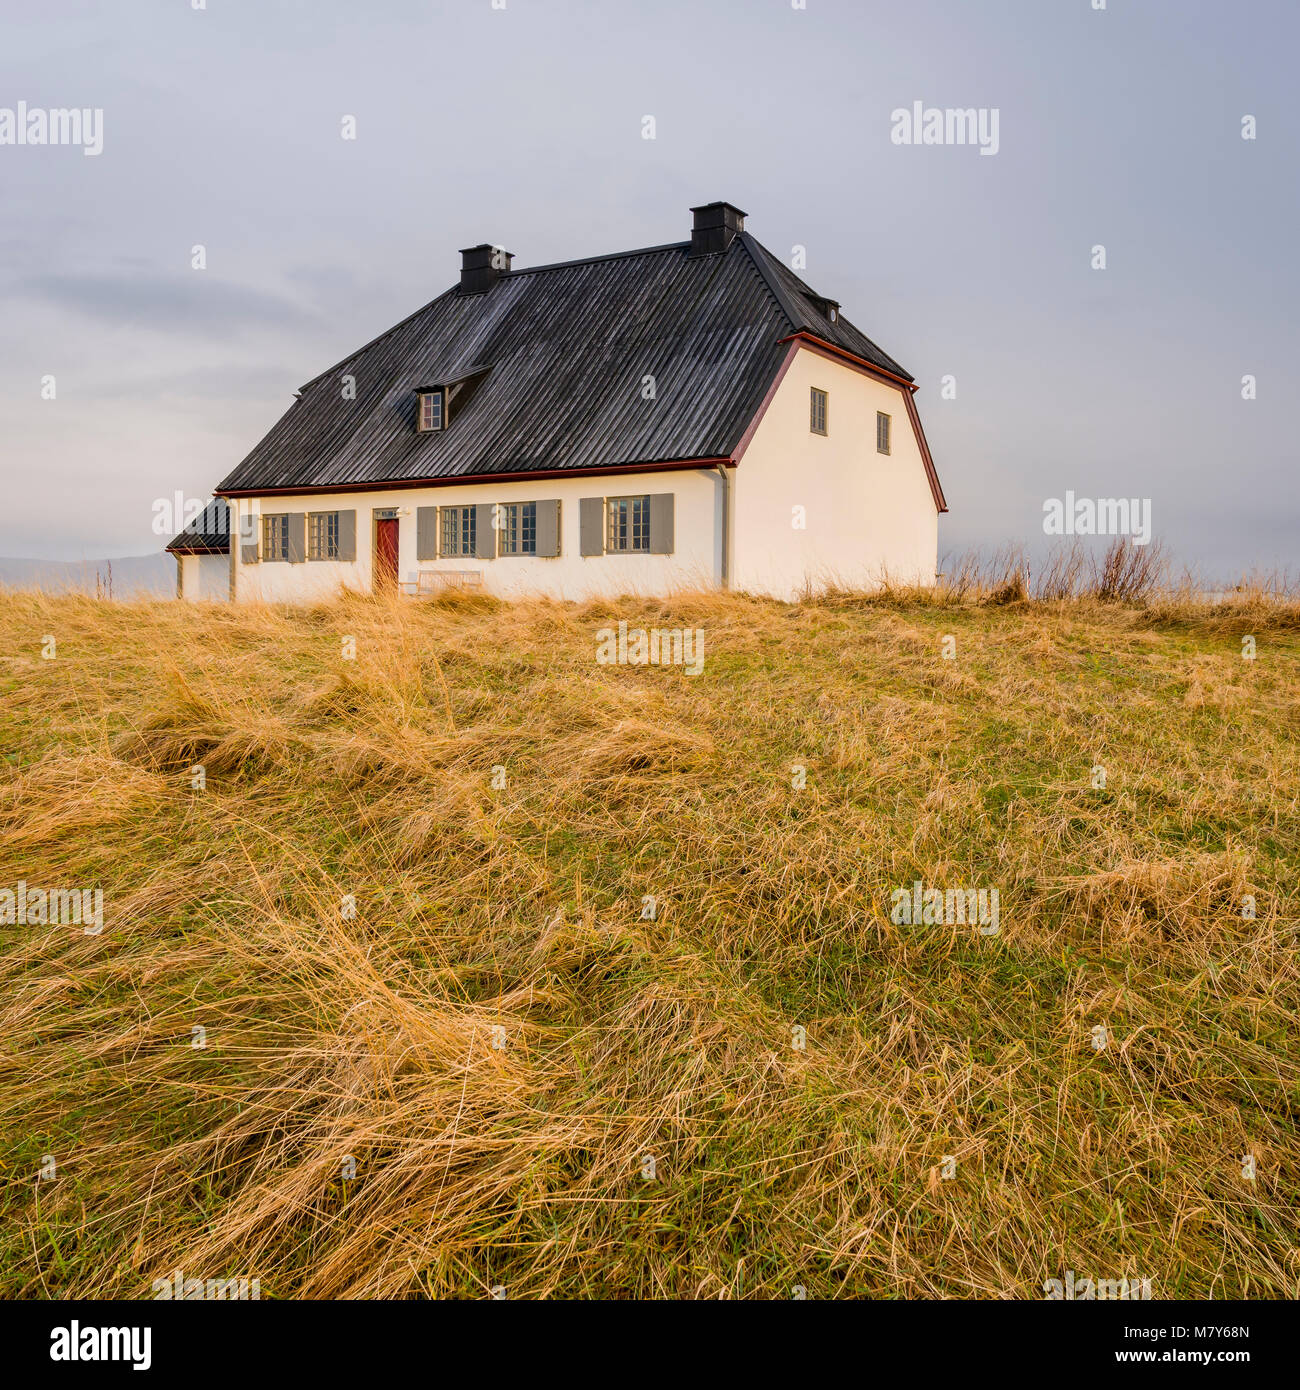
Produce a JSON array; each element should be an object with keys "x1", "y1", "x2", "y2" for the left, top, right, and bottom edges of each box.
[{"x1": 417, "y1": 388, "x2": 445, "y2": 432}]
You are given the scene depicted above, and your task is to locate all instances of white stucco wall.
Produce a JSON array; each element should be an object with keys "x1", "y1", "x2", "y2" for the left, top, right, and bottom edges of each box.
[
  {"x1": 178, "y1": 553, "x2": 229, "y2": 601},
  {"x1": 228, "y1": 467, "x2": 724, "y2": 603},
  {"x1": 731, "y1": 345, "x2": 939, "y2": 600}
]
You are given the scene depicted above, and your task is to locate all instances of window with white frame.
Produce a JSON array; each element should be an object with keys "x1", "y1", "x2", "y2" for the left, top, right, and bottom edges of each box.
[
  {"x1": 498, "y1": 501, "x2": 537, "y2": 555},
  {"x1": 440, "y1": 505, "x2": 476, "y2": 557},
  {"x1": 418, "y1": 389, "x2": 445, "y2": 432},
  {"x1": 877, "y1": 410, "x2": 891, "y2": 455},
  {"x1": 261, "y1": 513, "x2": 289, "y2": 561},
  {"x1": 606, "y1": 495, "x2": 650, "y2": 553},
  {"x1": 308, "y1": 511, "x2": 340, "y2": 560}
]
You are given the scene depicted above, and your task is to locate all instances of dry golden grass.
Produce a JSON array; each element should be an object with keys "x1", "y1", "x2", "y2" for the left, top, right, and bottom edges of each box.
[{"x1": 1, "y1": 579, "x2": 1297, "y2": 1299}]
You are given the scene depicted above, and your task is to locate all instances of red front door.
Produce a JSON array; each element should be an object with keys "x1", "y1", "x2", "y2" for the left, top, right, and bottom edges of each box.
[{"x1": 374, "y1": 518, "x2": 399, "y2": 592}]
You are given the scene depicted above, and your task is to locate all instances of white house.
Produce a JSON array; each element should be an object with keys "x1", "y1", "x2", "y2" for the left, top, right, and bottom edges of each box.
[
  {"x1": 167, "y1": 202, "x2": 945, "y2": 602},
  {"x1": 167, "y1": 499, "x2": 230, "y2": 602}
]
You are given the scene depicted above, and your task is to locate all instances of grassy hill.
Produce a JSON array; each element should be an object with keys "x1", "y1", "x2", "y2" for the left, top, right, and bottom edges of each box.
[{"x1": 1, "y1": 585, "x2": 1297, "y2": 1298}]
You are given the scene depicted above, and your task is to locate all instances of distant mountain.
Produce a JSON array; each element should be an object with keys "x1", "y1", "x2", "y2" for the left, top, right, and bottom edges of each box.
[{"x1": 0, "y1": 552, "x2": 176, "y2": 597}]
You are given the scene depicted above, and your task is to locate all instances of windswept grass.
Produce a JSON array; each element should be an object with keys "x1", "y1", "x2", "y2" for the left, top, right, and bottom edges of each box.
[{"x1": 1, "y1": 581, "x2": 1297, "y2": 1298}]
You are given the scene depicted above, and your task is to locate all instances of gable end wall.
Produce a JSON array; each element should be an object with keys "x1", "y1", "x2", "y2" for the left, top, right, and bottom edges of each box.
[{"x1": 731, "y1": 345, "x2": 939, "y2": 599}]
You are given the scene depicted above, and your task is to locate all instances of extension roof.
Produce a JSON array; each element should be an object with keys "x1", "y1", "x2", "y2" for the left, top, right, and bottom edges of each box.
[
  {"x1": 165, "y1": 497, "x2": 230, "y2": 554},
  {"x1": 215, "y1": 217, "x2": 941, "y2": 507}
]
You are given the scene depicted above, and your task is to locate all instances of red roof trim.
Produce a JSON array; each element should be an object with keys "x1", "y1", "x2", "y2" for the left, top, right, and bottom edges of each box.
[
  {"x1": 779, "y1": 332, "x2": 917, "y2": 392},
  {"x1": 901, "y1": 390, "x2": 947, "y2": 514},
  {"x1": 730, "y1": 341, "x2": 800, "y2": 465},
  {"x1": 215, "y1": 456, "x2": 733, "y2": 499}
]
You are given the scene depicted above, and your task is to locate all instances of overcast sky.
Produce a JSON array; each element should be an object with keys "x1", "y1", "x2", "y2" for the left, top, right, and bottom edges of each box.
[{"x1": 2, "y1": 0, "x2": 1296, "y2": 578}]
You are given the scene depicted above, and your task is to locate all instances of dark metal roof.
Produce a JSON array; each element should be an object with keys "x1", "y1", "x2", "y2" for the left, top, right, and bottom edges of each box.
[
  {"x1": 738, "y1": 234, "x2": 913, "y2": 382},
  {"x1": 216, "y1": 229, "x2": 918, "y2": 495},
  {"x1": 166, "y1": 497, "x2": 229, "y2": 553}
]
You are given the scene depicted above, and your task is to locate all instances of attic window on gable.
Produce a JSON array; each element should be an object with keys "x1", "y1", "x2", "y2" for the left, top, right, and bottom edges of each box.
[
  {"x1": 810, "y1": 387, "x2": 828, "y2": 436},
  {"x1": 417, "y1": 389, "x2": 445, "y2": 432},
  {"x1": 877, "y1": 411, "x2": 892, "y2": 455}
]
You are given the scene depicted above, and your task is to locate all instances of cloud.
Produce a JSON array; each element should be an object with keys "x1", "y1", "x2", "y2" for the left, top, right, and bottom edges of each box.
[
  {"x1": 84, "y1": 362, "x2": 301, "y2": 402},
  {"x1": 284, "y1": 263, "x2": 360, "y2": 294},
  {"x1": 21, "y1": 271, "x2": 322, "y2": 338}
]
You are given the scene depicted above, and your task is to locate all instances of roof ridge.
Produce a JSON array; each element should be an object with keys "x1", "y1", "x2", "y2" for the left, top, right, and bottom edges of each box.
[
  {"x1": 736, "y1": 231, "x2": 807, "y2": 334},
  {"x1": 780, "y1": 263, "x2": 832, "y2": 303},
  {"x1": 504, "y1": 240, "x2": 690, "y2": 278}
]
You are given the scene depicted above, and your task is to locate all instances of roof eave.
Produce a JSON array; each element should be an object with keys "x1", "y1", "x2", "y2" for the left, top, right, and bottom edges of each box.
[{"x1": 214, "y1": 455, "x2": 735, "y2": 500}]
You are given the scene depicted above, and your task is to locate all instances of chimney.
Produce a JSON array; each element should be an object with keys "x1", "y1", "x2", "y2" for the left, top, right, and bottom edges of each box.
[
  {"x1": 459, "y1": 243, "x2": 513, "y2": 295},
  {"x1": 689, "y1": 201, "x2": 747, "y2": 257}
]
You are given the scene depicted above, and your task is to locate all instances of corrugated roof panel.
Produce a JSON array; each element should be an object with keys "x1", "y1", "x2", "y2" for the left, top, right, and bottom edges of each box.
[{"x1": 166, "y1": 497, "x2": 229, "y2": 552}]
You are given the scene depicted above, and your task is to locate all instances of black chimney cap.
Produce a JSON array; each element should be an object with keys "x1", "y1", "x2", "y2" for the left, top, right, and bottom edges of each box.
[
  {"x1": 459, "y1": 243, "x2": 514, "y2": 295},
  {"x1": 689, "y1": 201, "x2": 748, "y2": 225},
  {"x1": 689, "y1": 202, "x2": 747, "y2": 256}
]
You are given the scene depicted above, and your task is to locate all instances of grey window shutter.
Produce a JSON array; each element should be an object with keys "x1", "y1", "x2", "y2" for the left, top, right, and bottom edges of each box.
[
  {"x1": 286, "y1": 512, "x2": 307, "y2": 563},
  {"x1": 535, "y1": 499, "x2": 561, "y2": 557},
  {"x1": 649, "y1": 493, "x2": 674, "y2": 554},
  {"x1": 337, "y1": 509, "x2": 356, "y2": 561},
  {"x1": 240, "y1": 543, "x2": 259, "y2": 565},
  {"x1": 416, "y1": 506, "x2": 438, "y2": 561},
  {"x1": 580, "y1": 497, "x2": 604, "y2": 556},
  {"x1": 474, "y1": 503, "x2": 496, "y2": 559}
]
